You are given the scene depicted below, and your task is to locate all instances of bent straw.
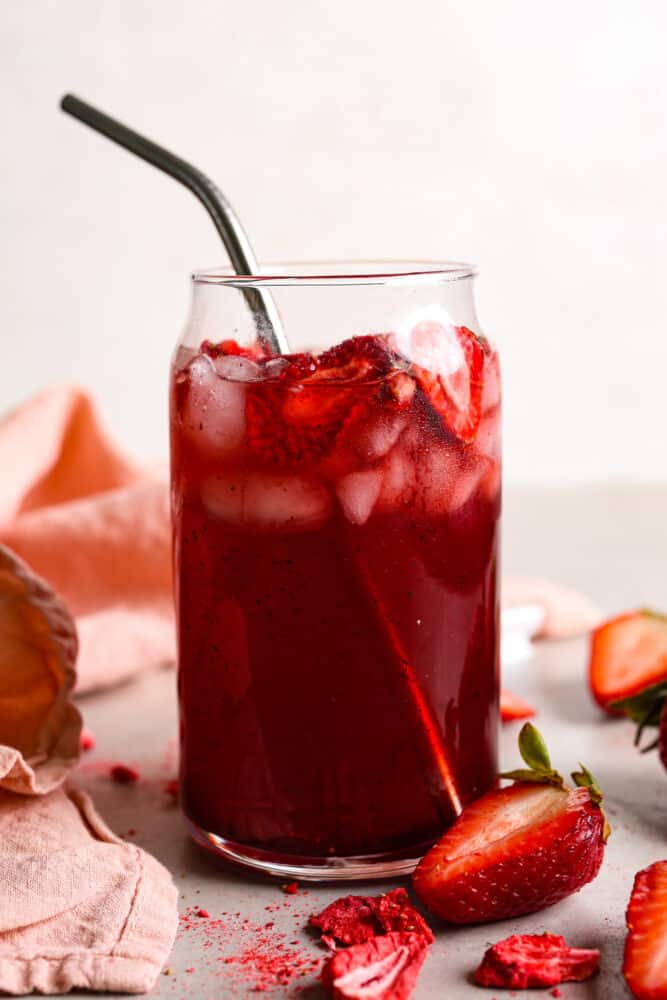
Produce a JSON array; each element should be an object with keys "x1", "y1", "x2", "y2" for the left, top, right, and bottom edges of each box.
[
  {"x1": 60, "y1": 92, "x2": 462, "y2": 820},
  {"x1": 353, "y1": 555, "x2": 462, "y2": 819},
  {"x1": 60, "y1": 94, "x2": 288, "y2": 355}
]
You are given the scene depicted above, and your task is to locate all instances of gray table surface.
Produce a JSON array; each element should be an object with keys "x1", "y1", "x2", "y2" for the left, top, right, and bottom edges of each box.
[{"x1": 71, "y1": 486, "x2": 667, "y2": 999}]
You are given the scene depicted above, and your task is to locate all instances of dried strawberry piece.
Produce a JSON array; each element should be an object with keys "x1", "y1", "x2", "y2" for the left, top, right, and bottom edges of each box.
[
  {"x1": 474, "y1": 933, "x2": 600, "y2": 989},
  {"x1": 321, "y1": 931, "x2": 428, "y2": 1000},
  {"x1": 311, "y1": 895, "x2": 379, "y2": 947},
  {"x1": 311, "y1": 889, "x2": 433, "y2": 949},
  {"x1": 375, "y1": 889, "x2": 434, "y2": 944}
]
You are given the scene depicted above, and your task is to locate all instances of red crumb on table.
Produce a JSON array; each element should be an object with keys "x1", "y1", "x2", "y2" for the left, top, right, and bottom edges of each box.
[
  {"x1": 126, "y1": 828, "x2": 137, "y2": 837},
  {"x1": 185, "y1": 967, "x2": 195, "y2": 973},
  {"x1": 164, "y1": 778, "x2": 179, "y2": 798},
  {"x1": 552, "y1": 989, "x2": 562, "y2": 998},
  {"x1": 177, "y1": 904, "x2": 323, "y2": 993},
  {"x1": 196, "y1": 908, "x2": 210, "y2": 918},
  {"x1": 282, "y1": 882, "x2": 299, "y2": 895},
  {"x1": 110, "y1": 764, "x2": 139, "y2": 784},
  {"x1": 475, "y1": 933, "x2": 600, "y2": 989},
  {"x1": 80, "y1": 727, "x2": 96, "y2": 751}
]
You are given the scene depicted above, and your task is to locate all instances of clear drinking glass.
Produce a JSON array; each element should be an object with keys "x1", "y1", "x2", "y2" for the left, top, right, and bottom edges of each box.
[{"x1": 170, "y1": 261, "x2": 500, "y2": 880}]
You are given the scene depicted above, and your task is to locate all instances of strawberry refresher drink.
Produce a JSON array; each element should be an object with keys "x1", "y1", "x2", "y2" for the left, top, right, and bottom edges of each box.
[{"x1": 171, "y1": 319, "x2": 500, "y2": 874}]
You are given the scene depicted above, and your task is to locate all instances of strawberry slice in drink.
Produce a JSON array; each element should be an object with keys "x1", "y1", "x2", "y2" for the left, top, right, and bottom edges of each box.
[
  {"x1": 413, "y1": 724, "x2": 609, "y2": 924},
  {"x1": 244, "y1": 335, "x2": 405, "y2": 467},
  {"x1": 392, "y1": 321, "x2": 485, "y2": 444}
]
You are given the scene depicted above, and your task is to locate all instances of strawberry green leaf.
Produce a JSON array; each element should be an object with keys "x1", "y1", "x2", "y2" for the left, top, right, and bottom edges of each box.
[
  {"x1": 610, "y1": 681, "x2": 667, "y2": 748},
  {"x1": 518, "y1": 723, "x2": 552, "y2": 772},
  {"x1": 499, "y1": 768, "x2": 565, "y2": 788}
]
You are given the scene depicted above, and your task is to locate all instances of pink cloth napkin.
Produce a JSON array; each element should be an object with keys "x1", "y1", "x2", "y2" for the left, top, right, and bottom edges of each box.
[
  {"x1": 0, "y1": 387, "x2": 174, "y2": 694},
  {"x1": 0, "y1": 544, "x2": 177, "y2": 995}
]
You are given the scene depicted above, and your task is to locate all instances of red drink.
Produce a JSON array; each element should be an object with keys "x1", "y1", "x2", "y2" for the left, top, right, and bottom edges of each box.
[{"x1": 170, "y1": 265, "x2": 500, "y2": 877}]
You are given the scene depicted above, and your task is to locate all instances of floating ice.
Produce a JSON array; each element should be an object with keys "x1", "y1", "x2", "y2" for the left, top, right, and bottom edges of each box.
[
  {"x1": 375, "y1": 445, "x2": 416, "y2": 513},
  {"x1": 211, "y1": 355, "x2": 262, "y2": 382},
  {"x1": 336, "y1": 468, "x2": 383, "y2": 525},
  {"x1": 180, "y1": 354, "x2": 246, "y2": 455},
  {"x1": 201, "y1": 472, "x2": 332, "y2": 532}
]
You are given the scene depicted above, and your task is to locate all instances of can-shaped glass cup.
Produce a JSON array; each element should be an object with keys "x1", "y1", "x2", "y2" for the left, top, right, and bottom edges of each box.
[{"x1": 170, "y1": 261, "x2": 500, "y2": 880}]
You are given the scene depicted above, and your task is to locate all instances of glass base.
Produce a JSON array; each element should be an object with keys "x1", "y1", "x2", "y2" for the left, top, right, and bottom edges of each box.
[{"x1": 187, "y1": 818, "x2": 433, "y2": 881}]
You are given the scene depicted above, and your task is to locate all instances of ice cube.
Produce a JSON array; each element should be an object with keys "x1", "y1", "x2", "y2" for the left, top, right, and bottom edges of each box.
[
  {"x1": 212, "y1": 355, "x2": 262, "y2": 382},
  {"x1": 358, "y1": 412, "x2": 408, "y2": 461},
  {"x1": 481, "y1": 351, "x2": 501, "y2": 412},
  {"x1": 336, "y1": 468, "x2": 383, "y2": 525},
  {"x1": 180, "y1": 354, "x2": 246, "y2": 455},
  {"x1": 418, "y1": 445, "x2": 493, "y2": 514},
  {"x1": 475, "y1": 409, "x2": 501, "y2": 462},
  {"x1": 375, "y1": 445, "x2": 416, "y2": 513},
  {"x1": 202, "y1": 473, "x2": 332, "y2": 533}
]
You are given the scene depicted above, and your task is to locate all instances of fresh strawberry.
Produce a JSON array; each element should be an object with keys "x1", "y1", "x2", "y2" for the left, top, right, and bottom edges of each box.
[
  {"x1": 624, "y1": 861, "x2": 667, "y2": 999},
  {"x1": 311, "y1": 888, "x2": 433, "y2": 950},
  {"x1": 589, "y1": 610, "x2": 667, "y2": 712},
  {"x1": 413, "y1": 724, "x2": 609, "y2": 924},
  {"x1": 321, "y1": 931, "x2": 428, "y2": 1000},
  {"x1": 611, "y1": 679, "x2": 667, "y2": 772},
  {"x1": 475, "y1": 932, "x2": 600, "y2": 989},
  {"x1": 393, "y1": 321, "x2": 485, "y2": 443},
  {"x1": 501, "y1": 689, "x2": 536, "y2": 722}
]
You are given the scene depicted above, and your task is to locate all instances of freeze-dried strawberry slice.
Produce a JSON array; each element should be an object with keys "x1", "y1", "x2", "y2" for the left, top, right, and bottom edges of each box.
[
  {"x1": 394, "y1": 322, "x2": 485, "y2": 443},
  {"x1": 311, "y1": 889, "x2": 433, "y2": 949},
  {"x1": 245, "y1": 335, "x2": 406, "y2": 465},
  {"x1": 321, "y1": 931, "x2": 428, "y2": 1000},
  {"x1": 475, "y1": 933, "x2": 600, "y2": 988},
  {"x1": 311, "y1": 895, "x2": 379, "y2": 948}
]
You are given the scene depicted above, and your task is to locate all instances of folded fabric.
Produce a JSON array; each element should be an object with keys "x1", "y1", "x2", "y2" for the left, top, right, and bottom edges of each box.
[
  {"x1": 0, "y1": 386, "x2": 600, "y2": 695},
  {"x1": 0, "y1": 387, "x2": 173, "y2": 693},
  {"x1": 0, "y1": 543, "x2": 177, "y2": 995}
]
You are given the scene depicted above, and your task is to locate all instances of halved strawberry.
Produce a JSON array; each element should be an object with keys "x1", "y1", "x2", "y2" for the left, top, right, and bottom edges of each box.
[
  {"x1": 393, "y1": 321, "x2": 485, "y2": 443},
  {"x1": 413, "y1": 724, "x2": 609, "y2": 924},
  {"x1": 475, "y1": 932, "x2": 600, "y2": 989},
  {"x1": 321, "y1": 931, "x2": 428, "y2": 1000},
  {"x1": 589, "y1": 610, "x2": 667, "y2": 712},
  {"x1": 501, "y1": 689, "x2": 536, "y2": 722},
  {"x1": 624, "y1": 861, "x2": 667, "y2": 999}
]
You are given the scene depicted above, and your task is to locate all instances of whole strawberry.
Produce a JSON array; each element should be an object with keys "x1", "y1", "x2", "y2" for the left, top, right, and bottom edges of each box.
[{"x1": 413, "y1": 724, "x2": 609, "y2": 924}]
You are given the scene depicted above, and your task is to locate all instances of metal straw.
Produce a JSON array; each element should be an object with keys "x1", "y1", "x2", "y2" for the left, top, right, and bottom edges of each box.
[
  {"x1": 60, "y1": 92, "x2": 462, "y2": 822},
  {"x1": 60, "y1": 93, "x2": 288, "y2": 355}
]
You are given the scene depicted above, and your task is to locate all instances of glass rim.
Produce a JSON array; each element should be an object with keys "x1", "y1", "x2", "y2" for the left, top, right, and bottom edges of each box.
[{"x1": 191, "y1": 259, "x2": 478, "y2": 287}]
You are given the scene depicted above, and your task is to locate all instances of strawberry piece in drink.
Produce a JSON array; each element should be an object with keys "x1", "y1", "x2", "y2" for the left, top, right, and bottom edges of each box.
[
  {"x1": 475, "y1": 932, "x2": 600, "y2": 989},
  {"x1": 413, "y1": 724, "x2": 609, "y2": 924}
]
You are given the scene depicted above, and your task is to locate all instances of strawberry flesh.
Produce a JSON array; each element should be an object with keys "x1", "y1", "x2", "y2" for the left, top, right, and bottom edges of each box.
[
  {"x1": 311, "y1": 888, "x2": 433, "y2": 950},
  {"x1": 413, "y1": 783, "x2": 606, "y2": 924},
  {"x1": 321, "y1": 931, "x2": 428, "y2": 1000},
  {"x1": 501, "y1": 689, "x2": 536, "y2": 722},
  {"x1": 475, "y1": 933, "x2": 600, "y2": 988},
  {"x1": 624, "y1": 861, "x2": 667, "y2": 1000},
  {"x1": 589, "y1": 610, "x2": 667, "y2": 712},
  {"x1": 397, "y1": 322, "x2": 485, "y2": 444}
]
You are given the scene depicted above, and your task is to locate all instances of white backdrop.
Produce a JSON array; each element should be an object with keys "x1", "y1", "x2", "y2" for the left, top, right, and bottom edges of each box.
[{"x1": 2, "y1": 1, "x2": 666, "y2": 484}]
